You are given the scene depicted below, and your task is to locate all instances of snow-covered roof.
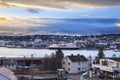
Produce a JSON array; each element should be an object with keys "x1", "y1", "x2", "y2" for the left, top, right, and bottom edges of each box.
[
  {"x1": 0, "y1": 74, "x2": 10, "y2": 80},
  {"x1": 0, "y1": 67, "x2": 17, "y2": 80}
]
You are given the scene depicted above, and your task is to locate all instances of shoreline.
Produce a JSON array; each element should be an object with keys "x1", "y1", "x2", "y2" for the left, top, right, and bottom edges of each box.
[{"x1": 0, "y1": 46, "x2": 117, "y2": 51}]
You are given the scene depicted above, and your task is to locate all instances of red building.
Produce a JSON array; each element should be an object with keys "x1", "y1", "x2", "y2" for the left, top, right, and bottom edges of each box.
[{"x1": 16, "y1": 58, "x2": 42, "y2": 70}]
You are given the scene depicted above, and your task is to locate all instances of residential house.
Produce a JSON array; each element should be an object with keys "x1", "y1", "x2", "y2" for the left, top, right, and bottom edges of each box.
[
  {"x1": 0, "y1": 57, "x2": 42, "y2": 70},
  {"x1": 0, "y1": 57, "x2": 16, "y2": 70},
  {"x1": 62, "y1": 54, "x2": 89, "y2": 73}
]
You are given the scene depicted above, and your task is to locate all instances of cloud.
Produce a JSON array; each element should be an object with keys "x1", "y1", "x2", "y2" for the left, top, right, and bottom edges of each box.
[
  {"x1": 116, "y1": 22, "x2": 120, "y2": 27},
  {"x1": 2, "y1": 0, "x2": 67, "y2": 10},
  {"x1": 0, "y1": 15, "x2": 56, "y2": 27},
  {"x1": 0, "y1": 16, "x2": 119, "y2": 35},
  {"x1": 25, "y1": 8, "x2": 40, "y2": 13},
  {"x1": 0, "y1": 15, "x2": 60, "y2": 34},
  {"x1": 0, "y1": 0, "x2": 120, "y2": 11},
  {"x1": 0, "y1": 17, "x2": 6, "y2": 22},
  {"x1": 61, "y1": 0, "x2": 120, "y2": 7},
  {"x1": 0, "y1": 1, "x2": 9, "y2": 8}
]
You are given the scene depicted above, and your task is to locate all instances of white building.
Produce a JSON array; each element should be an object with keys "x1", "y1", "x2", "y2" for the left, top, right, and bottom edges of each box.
[
  {"x1": 62, "y1": 54, "x2": 89, "y2": 73},
  {"x1": 34, "y1": 39, "x2": 42, "y2": 47}
]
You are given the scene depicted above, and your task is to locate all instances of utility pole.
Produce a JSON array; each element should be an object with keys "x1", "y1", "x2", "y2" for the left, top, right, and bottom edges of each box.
[
  {"x1": 113, "y1": 71, "x2": 115, "y2": 80},
  {"x1": 23, "y1": 56, "x2": 26, "y2": 69},
  {"x1": 31, "y1": 54, "x2": 35, "y2": 80},
  {"x1": 4, "y1": 57, "x2": 6, "y2": 67}
]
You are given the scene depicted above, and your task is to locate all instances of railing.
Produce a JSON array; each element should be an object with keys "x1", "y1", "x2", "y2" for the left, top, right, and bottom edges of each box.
[{"x1": 92, "y1": 64, "x2": 120, "y2": 72}]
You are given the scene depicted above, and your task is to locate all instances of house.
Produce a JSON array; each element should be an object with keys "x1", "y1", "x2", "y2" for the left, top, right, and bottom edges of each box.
[
  {"x1": 0, "y1": 57, "x2": 16, "y2": 70},
  {"x1": 92, "y1": 57, "x2": 120, "y2": 78},
  {"x1": 62, "y1": 54, "x2": 89, "y2": 73},
  {"x1": 0, "y1": 57, "x2": 42, "y2": 70},
  {"x1": 16, "y1": 57, "x2": 42, "y2": 70}
]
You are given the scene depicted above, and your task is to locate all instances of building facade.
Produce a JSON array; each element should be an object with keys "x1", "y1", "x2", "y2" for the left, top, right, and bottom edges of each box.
[
  {"x1": 62, "y1": 54, "x2": 89, "y2": 73},
  {"x1": 92, "y1": 57, "x2": 120, "y2": 78},
  {"x1": 0, "y1": 57, "x2": 42, "y2": 70}
]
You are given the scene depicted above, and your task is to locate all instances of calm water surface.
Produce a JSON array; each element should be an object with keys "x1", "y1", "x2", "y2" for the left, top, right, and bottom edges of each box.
[{"x1": 0, "y1": 47, "x2": 119, "y2": 58}]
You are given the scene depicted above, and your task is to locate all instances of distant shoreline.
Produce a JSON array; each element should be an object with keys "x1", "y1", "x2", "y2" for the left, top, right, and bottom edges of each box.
[{"x1": 0, "y1": 46, "x2": 113, "y2": 51}]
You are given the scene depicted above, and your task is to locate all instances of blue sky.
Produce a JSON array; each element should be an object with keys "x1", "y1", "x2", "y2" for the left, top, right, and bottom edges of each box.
[{"x1": 0, "y1": 0, "x2": 120, "y2": 35}]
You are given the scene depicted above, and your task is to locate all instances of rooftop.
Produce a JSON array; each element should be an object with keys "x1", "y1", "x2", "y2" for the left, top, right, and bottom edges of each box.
[
  {"x1": 107, "y1": 57, "x2": 120, "y2": 62},
  {"x1": 67, "y1": 54, "x2": 88, "y2": 62}
]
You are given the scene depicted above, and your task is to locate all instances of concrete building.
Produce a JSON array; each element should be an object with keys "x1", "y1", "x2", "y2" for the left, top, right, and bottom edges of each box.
[
  {"x1": 62, "y1": 54, "x2": 89, "y2": 73},
  {"x1": 92, "y1": 57, "x2": 120, "y2": 78}
]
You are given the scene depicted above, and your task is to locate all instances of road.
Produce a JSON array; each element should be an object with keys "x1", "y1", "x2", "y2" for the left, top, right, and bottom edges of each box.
[{"x1": 17, "y1": 74, "x2": 114, "y2": 80}]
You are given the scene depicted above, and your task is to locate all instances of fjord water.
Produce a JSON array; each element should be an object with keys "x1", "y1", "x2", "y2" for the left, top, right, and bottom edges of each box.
[{"x1": 0, "y1": 47, "x2": 119, "y2": 58}]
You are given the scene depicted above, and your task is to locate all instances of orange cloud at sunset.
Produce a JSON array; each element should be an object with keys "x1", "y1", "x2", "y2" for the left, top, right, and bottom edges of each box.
[
  {"x1": 0, "y1": 17, "x2": 6, "y2": 22},
  {"x1": 0, "y1": 0, "x2": 120, "y2": 10}
]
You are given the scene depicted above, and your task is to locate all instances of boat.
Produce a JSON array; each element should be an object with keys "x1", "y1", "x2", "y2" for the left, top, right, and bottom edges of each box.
[{"x1": 48, "y1": 43, "x2": 79, "y2": 50}]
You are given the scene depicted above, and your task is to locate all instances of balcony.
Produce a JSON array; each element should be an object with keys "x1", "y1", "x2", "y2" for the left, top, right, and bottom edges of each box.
[{"x1": 92, "y1": 64, "x2": 120, "y2": 72}]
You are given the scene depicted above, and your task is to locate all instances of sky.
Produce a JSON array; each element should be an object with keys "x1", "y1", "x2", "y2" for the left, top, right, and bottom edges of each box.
[{"x1": 0, "y1": 0, "x2": 120, "y2": 35}]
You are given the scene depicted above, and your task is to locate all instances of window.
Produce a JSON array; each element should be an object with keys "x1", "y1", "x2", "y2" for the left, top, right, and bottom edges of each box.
[
  {"x1": 63, "y1": 67, "x2": 65, "y2": 69},
  {"x1": 68, "y1": 63, "x2": 70, "y2": 65},
  {"x1": 82, "y1": 67, "x2": 84, "y2": 69},
  {"x1": 78, "y1": 62, "x2": 80, "y2": 65},
  {"x1": 102, "y1": 60, "x2": 108, "y2": 66},
  {"x1": 116, "y1": 63, "x2": 119, "y2": 68},
  {"x1": 102, "y1": 61, "x2": 104, "y2": 65},
  {"x1": 68, "y1": 68, "x2": 70, "y2": 71},
  {"x1": 63, "y1": 62, "x2": 65, "y2": 64},
  {"x1": 78, "y1": 68, "x2": 80, "y2": 70}
]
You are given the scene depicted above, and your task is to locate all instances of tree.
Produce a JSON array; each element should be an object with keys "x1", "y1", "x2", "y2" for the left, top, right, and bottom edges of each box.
[
  {"x1": 50, "y1": 52, "x2": 57, "y2": 71},
  {"x1": 87, "y1": 55, "x2": 92, "y2": 67},
  {"x1": 112, "y1": 54, "x2": 117, "y2": 58},
  {"x1": 93, "y1": 56, "x2": 99, "y2": 64},
  {"x1": 42, "y1": 49, "x2": 64, "y2": 71},
  {"x1": 55, "y1": 49, "x2": 64, "y2": 69},
  {"x1": 96, "y1": 47, "x2": 105, "y2": 64},
  {"x1": 42, "y1": 54, "x2": 50, "y2": 70},
  {"x1": 98, "y1": 47, "x2": 105, "y2": 58}
]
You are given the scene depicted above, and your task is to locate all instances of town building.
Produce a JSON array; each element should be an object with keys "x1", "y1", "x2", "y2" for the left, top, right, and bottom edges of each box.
[
  {"x1": 0, "y1": 57, "x2": 16, "y2": 70},
  {"x1": 0, "y1": 57, "x2": 42, "y2": 70},
  {"x1": 92, "y1": 57, "x2": 120, "y2": 78},
  {"x1": 62, "y1": 54, "x2": 89, "y2": 73},
  {"x1": 16, "y1": 57, "x2": 42, "y2": 70}
]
